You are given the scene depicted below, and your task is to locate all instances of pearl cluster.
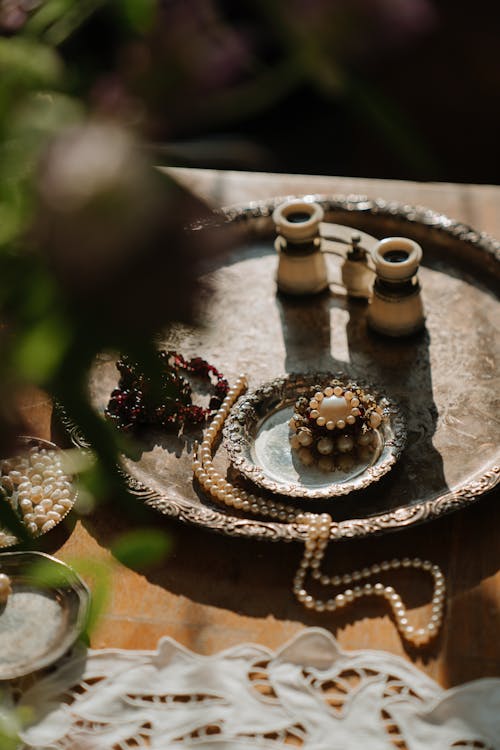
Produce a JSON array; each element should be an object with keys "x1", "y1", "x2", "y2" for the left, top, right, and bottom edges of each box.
[
  {"x1": 0, "y1": 573, "x2": 12, "y2": 603},
  {"x1": 289, "y1": 381, "x2": 385, "y2": 468},
  {"x1": 0, "y1": 445, "x2": 75, "y2": 545},
  {"x1": 193, "y1": 375, "x2": 446, "y2": 648}
]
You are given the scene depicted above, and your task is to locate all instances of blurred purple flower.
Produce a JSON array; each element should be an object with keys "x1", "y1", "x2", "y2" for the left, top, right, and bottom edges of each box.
[
  {"x1": 0, "y1": 0, "x2": 27, "y2": 32},
  {"x1": 0, "y1": 0, "x2": 41, "y2": 33},
  {"x1": 361, "y1": 0, "x2": 436, "y2": 40},
  {"x1": 90, "y1": 73, "x2": 145, "y2": 126},
  {"x1": 292, "y1": 0, "x2": 435, "y2": 33},
  {"x1": 157, "y1": 0, "x2": 251, "y2": 90},
  {"x1": 289, "y1": 0, "x2": 436, "y2": 56}
]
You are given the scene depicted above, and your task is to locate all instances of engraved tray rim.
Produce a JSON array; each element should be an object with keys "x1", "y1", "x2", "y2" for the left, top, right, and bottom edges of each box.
[
  {"x1": 223, "y1": 372, "x2": 407, "y2": 499},
  {"x1": 60, "y1": 194, "x2": 500, "y2": 543}
]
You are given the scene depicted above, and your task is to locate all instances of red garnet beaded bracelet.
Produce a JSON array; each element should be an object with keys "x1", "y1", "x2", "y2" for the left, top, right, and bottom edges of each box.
[{"x1": 106, "y1": 350, "x2": 229, "y2": 432}]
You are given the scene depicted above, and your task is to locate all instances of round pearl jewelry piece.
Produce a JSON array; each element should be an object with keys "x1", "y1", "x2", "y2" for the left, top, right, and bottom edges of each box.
[
  {"x1": 307, "y1": 381, "x2": 382, "y2": 436},
  {"x1": 315, "y1": 396, "x2": 350, "y2": 426},
  {"x1": 318, "y1": 456, "x2": 334, "y2": 472},
  {"x1": 297, "y1": 430, "x2": 313, "y2": 447},
  {"x1": 337, "y1": 435, "x2": 354, "y2": 453},
  {"x1": 298, "y1": 447, "x2": 314, "y2": 466},
  {"x1": 193, "y1": 374, "x2": 446, "y2": 649},
  {"x1": 317, "y1": 438, "x2": 334, "y2": 455},
  {"x1": 357, "y1": 431, "x2": 372, "y2": 446}
]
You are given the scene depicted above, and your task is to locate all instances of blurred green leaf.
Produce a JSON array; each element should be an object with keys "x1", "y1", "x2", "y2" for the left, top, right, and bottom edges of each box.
[
  {"x1": 24, "y1": 0, "x2": 75, "y2": 38},
  {"x1": 0, "y1": 694, "x2": 22, "y2": 750},
  {"x1": 14, "y1": 270, "x2": 58, "y2": 320},
  {"x1": 59, "y1": 447, "x2": 95, "y2": 476},
  {"x1": 30, "y1": 556, "x2": 110, "y2": 635},
  {"x1": 40, "y1": 0, "x2": 107, "y2": 46},
  {"x1": 111, "y1": 528, "x2": 171, "y2": 569},
  {"x1": 0, "y1": 727, "x2": 19, "y2": 750},
  {"x1": 72, "y1": 482, "x2": 96, "y2": 515},
  {"x1": 76, "y1": 459, "x2": 113, "y2": 499},
  {"x1": 12, "y1": 315, "x2": 71, "y2": 384},
  {"x1": 0, "y1": 203, "x2": 23, "y2": 247},
  {"x1": 29, "y1": 558, "x2": 73, "y2": 589},
  {"x1": 68, "y1": 557, "x2": 111, "y2": 634},
  {"x1": 8, "y1": 92, "x2": 84, "y2": 139},
  {"x1": 0, "y1": 140, "x2": 36, "y2": 190},
  {"x1": 118, "y1": 0, "x2": 157, "y2": 33},
  {"x1": 24, "y1": 0, "x2": 107, "y2": 47},
  {"x1": 0, "y1": 38, "x2": 63, "y2": 89}
]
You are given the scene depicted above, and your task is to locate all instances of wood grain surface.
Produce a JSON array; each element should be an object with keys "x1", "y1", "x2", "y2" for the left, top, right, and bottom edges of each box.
[{"x1": 20, "y1": 169, "x2": 500, "y2": 689}]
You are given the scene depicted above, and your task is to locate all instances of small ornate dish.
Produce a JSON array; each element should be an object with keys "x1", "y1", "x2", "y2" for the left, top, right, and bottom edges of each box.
[
  {"x1": 0, "y1": 436, "x2": 76, "y2": 548},
  {"x1": 223, "y1": 373, "x2": 406, "y2": 500},
  {"x1": 0, "y1": 551, "x2": 90, "y2": 679}
]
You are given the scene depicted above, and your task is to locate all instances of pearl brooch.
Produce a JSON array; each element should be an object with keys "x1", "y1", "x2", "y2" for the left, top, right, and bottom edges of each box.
[
  {"x1": 193, "y1": 374, "x2": 446, "y2": 648},
  {"x1": 289, "y1": 379, "x2": 385, "y2": 469},
  {"x1": 0, "y1": 445, "x2": 75, "y2": 545}
]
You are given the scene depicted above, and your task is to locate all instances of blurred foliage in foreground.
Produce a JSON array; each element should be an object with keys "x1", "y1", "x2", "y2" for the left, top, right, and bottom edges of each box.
[
  {"x1": 0, "y1": 2, "x2": 219, "y2": 517},
  {"x1": 0, "y1": 0, "x2": 435, "y2": 519}
]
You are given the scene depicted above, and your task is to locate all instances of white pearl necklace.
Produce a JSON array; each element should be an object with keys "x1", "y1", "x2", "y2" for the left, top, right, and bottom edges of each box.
[{"x1": 193, "y1": 374, "x2": 446, "y2": 648}]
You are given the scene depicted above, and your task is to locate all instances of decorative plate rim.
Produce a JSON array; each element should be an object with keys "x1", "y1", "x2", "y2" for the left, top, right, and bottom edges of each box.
[
  {"x1": 0, "y1": 551, "x2": 90, "y2": 679},
  {"x1": 58, "y1": 193, "x2": 500, "y2": 542},
  {"x1": 223, "y1": 372, "x2": 406, "y2": 499}
]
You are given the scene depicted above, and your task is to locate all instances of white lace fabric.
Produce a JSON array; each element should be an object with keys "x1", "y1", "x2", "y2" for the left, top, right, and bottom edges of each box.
[{"x1": 10, "y1": 628, "x2": 500, "y2": 749}]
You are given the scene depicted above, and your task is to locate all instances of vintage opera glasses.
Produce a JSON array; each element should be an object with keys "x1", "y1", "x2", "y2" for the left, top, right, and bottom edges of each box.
[{"x1": 273, "y1": 198, "x2": 425, "y2": 337}]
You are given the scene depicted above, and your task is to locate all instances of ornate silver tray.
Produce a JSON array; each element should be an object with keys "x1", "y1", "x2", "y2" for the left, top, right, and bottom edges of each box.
[
  {"x1": 64, "y1": 194, "x2": 500, "y2": 542},
  {"x1": 0, "y1": 551, "x2": 89, "y2": 678},
  {"x1": 223, "y1": 373, "x2": 406, "y2": 499}
]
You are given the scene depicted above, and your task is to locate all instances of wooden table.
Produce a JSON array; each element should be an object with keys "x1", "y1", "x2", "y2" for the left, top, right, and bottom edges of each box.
[{"x1": 24, "y1": 169, "x2": 500, "y2": 689}]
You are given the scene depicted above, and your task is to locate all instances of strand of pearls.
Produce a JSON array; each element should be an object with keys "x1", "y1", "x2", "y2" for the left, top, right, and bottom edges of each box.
[
  {"x1": 192, "y1": 374, "x2": 446, "y2": 647},
  {"x1": 294, "y1": 513, "x2": 445, "y2": 646},
  {"x1": 192, "y1": 375, "x2": 306, "y2": 524}
]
